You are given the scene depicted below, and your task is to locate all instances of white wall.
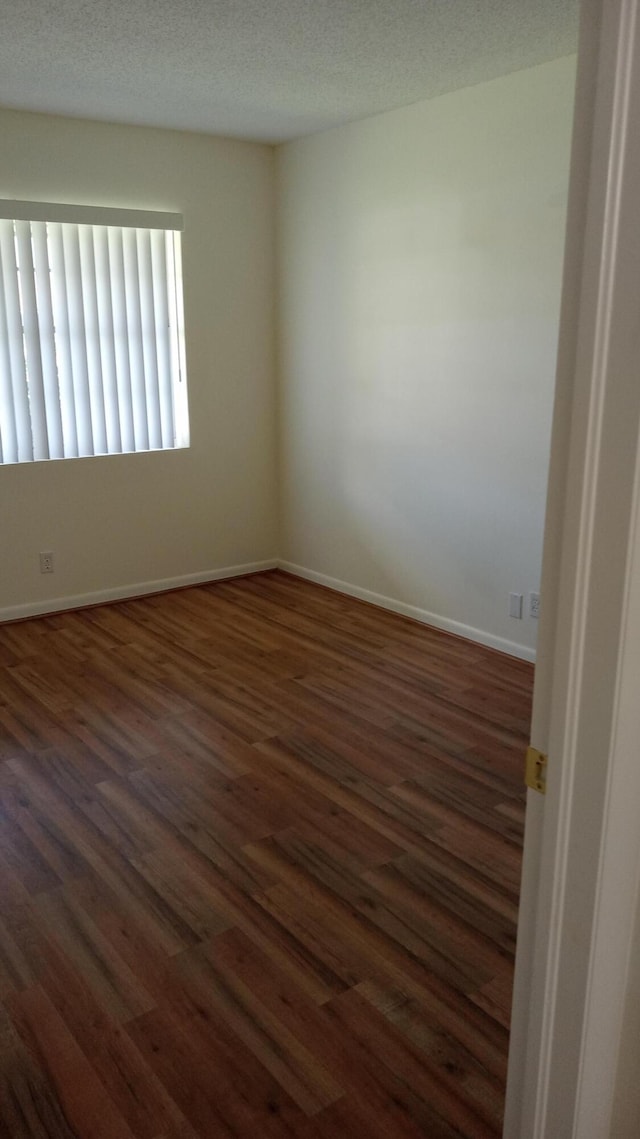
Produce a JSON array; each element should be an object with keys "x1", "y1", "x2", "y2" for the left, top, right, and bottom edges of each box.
[
  {"x1": 277, "y1": 57, "x2": 576, "y2": 658},
  {"x1": 0, "y1": 109, "x2": 277, "y2": 617}
]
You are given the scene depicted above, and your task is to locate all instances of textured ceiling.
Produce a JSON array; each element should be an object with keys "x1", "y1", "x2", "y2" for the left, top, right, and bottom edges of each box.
[{"x1": 0, "y1": 1, "x2": 579, "y2": 143}]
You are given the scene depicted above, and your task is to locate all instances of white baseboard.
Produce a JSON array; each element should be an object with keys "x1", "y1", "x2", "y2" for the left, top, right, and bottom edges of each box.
[
  {"x1": 0, "y1": 559, "x2": 279, "y2": 624},
  {"x1": 1, "y1": 556, "x2": 536, "y2": 662},
  {"x1": 279, "y1": 560, "x2": 536, "y2": 663}
]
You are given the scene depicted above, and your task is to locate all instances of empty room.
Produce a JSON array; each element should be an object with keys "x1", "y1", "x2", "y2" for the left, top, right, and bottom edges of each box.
[{"x1": 3, "y1": 2, "x2": 638, "y2": 1137}]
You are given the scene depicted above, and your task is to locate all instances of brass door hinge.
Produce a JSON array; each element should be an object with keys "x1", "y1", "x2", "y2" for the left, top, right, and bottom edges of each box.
[{"x1": 525, "y1": 746, "x2": 548, "y2": 794}]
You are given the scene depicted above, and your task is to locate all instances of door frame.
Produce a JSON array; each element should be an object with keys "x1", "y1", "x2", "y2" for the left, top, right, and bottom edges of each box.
[{"x1": 505, "y1": 1, "x2": 640, "y2": 1135}]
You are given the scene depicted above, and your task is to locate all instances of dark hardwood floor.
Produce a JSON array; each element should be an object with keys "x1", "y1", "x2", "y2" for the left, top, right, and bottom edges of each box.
[{"x1": 0, "y1": 569, "x2": 532, "y2": 1138}]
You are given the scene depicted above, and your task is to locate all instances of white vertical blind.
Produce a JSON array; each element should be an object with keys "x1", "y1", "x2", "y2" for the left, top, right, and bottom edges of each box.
[{"x1": 0, "y1": 210, "x2": 188, "y2": 465}]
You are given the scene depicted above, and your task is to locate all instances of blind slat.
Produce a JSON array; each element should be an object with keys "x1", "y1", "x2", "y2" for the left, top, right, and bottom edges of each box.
[
  {"x1": 0, "y1": 221, "x2": 20, "y2": 464},
  {"x1": 48, "y1": 222, "x2": 79, "y2": 457},
  {"x1": 122, "y1": 228, "x2": 149, "y2": 451},
  {"x1": 168, "y1": 231, "x2": 190, "y2": 448},
  {"x1": 15, "y1": 221, "x2": 50, "y2": 460},
  {"x1": 92, "y1": 227, "x2": 122, "y2": 454},
  {"x1": 137, "y1": 229, "x2": 163, "y2": 450},
  {"x1": 150, "y1": 229, "x2": 176, "y2": 448},
  {"x1": 0, "y1": 220, "x2": 34, "y2": 461},
  {"x1": 62, "y1": 225, "x2": 94, "y2": 456},
  {"x1": 107, "y1": 227, "x2": 136, "y2": 453},
  {"x1": 78, "y1": 226, "x2": 108, "y2": 454},
  {"x1": 31, "y1": 222, "x2": 65, "y2": 459}
]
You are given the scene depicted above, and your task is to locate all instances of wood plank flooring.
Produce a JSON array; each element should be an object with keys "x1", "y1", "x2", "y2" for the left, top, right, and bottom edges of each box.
[{"x1": 0, "y1": 569, "x2": 532, "y2": 1138}]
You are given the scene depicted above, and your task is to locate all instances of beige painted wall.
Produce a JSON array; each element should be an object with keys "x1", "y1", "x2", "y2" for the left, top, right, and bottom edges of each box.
[
  {"x1": 0, "y1": 109, "x2": 277, "y2": 615},
  {"x1": 277, "y1": 57, "x2": 576, "y2": 657}
]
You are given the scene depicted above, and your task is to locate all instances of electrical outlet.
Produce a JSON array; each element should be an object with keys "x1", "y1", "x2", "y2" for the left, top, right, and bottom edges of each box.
[
  {"x1": 530, "y1": 591, "x2": 540, "y2": 619},
  {"x1": 39, "y1": 551, "x2": 54, "y2": 574},
  {"x1": 509, "y1": 592, "x2": 523, "y2": 619}
]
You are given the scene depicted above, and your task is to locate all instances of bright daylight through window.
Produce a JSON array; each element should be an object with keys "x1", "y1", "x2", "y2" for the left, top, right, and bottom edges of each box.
[{"x1": 0, "y1": 200, "x2": 189, "y2": 465}]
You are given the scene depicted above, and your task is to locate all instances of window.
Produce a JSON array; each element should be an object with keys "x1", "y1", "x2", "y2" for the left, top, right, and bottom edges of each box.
[{"x1": 0, "y1": 200, "x2": 189, "y2": 465}]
